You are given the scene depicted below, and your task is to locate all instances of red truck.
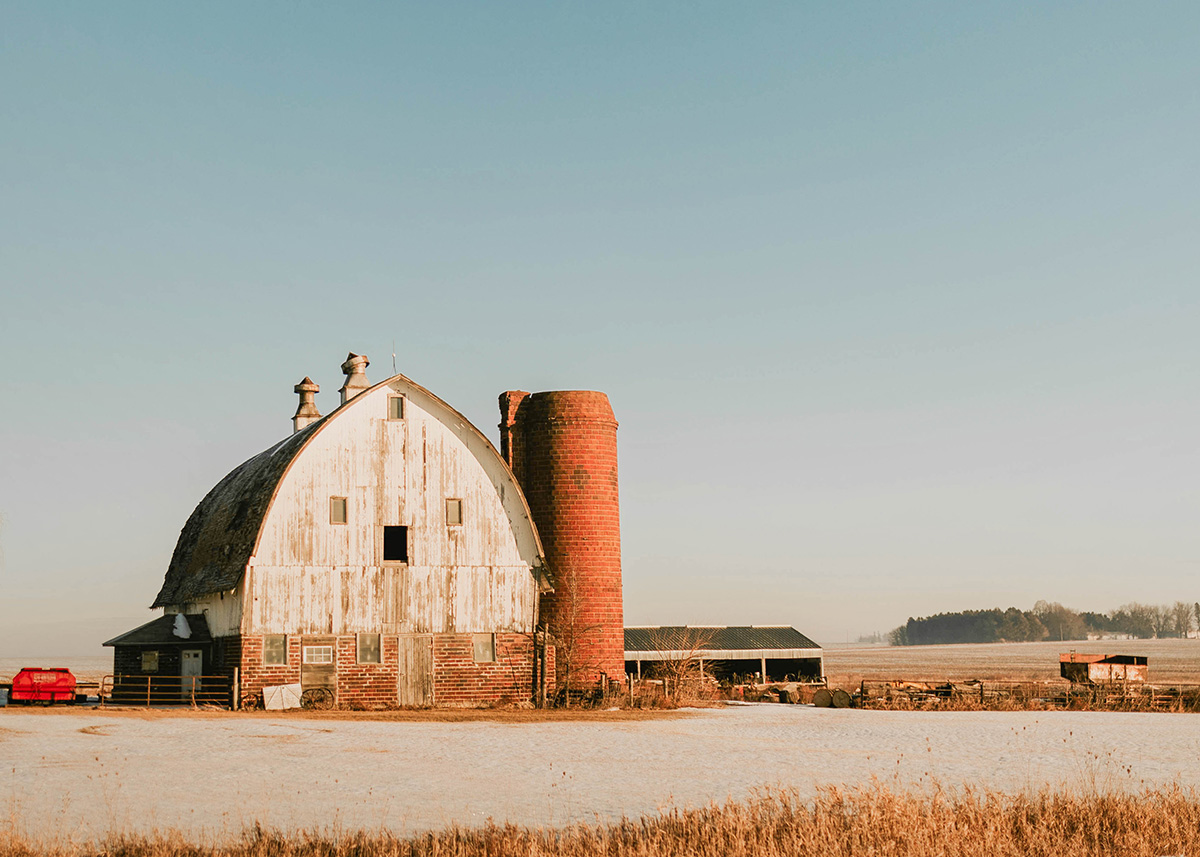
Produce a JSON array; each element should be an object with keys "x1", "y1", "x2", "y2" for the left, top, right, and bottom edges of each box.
[{"x1": 9, "y1": 668, "x2": 78, "y2": 704}]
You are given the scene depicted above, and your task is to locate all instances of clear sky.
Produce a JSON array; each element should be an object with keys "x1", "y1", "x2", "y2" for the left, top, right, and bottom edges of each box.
[{"x1": 2, "y1": 3, "x2": 1197, "y2": 656}]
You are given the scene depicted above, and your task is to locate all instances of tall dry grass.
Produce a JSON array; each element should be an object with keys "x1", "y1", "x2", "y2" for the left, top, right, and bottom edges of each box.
[{"x1": 5, "y1": 784, "x2": 1200, "y2": 857}]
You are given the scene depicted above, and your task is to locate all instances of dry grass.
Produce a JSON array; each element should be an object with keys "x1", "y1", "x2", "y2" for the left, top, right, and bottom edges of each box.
[{"x1": 5, "y1": 785, "x2": 1200, "y2": 857}]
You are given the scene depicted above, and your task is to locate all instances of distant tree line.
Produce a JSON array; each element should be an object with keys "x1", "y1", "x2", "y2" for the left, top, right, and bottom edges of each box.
[{"x1": 888, "y1": 601, "x2": 1200, "y2": 646}]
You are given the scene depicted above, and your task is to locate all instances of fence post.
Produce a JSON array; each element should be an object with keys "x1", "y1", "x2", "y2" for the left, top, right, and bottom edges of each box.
[
  {"x1": 146, "y1": 676, "x2": 151, "y2": 708},
  {"x1": 233, "y1": 668, "x2": 240, "y2": 710}
]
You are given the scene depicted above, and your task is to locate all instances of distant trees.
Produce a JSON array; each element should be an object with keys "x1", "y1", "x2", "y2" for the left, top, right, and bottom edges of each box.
[
  {"x1": 892, "y1": 608, "x2": 1046, "y2": 647},
  {"x1": 1032, "y1": 601, "x2": 1086, "y2": 641},
  {"x1": 887, "y1": 599, "x2": 1200, "y2": 646}
]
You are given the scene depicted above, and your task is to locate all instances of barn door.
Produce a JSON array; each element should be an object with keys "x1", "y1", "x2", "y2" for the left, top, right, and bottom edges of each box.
[
  {"x1": 397, "y1": 635, "x2": 433, "y2": 706},
  {"x1": 181, "y1": 650, "x2": 202, "y2": 701},
  {"x1": 301, "y1": 636, "x2": 337, "y2": 703}
]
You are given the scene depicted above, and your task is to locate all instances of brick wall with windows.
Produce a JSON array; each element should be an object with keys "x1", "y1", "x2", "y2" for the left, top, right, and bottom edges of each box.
[
  {"x1": 232, "y1": 632, "x2": 536, "y2": 708},
  {"x1": 235, "y1": 634, "x2": 301, "y2": 705},
  {"x1": 432, "y1": 632, "x2": 534, "y2": 706},
  {"x1": 335, "y1": 635, "x2": 400, "y2": 708}
]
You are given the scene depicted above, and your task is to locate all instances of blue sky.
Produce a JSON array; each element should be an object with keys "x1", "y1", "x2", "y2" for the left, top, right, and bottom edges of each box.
[{"x1": 2, "y1": 3, "x2": 1198, "y2": 655}]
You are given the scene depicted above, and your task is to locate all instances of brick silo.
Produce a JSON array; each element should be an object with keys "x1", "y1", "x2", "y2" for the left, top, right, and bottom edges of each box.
[{"x1": 499, "y1": 390, "x2": 624, "y2": 689}]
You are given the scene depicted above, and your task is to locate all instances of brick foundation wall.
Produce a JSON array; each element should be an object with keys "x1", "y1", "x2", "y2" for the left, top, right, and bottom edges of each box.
[
  {"x1": 231, "y1": 632, "x2": 535, "y2": 708},
  {"x1": 236, "y1": 634, "x2": 301, "y2": 704},
  {"x1": 335, "y1": 635, "x2": 401, "y2": 708},
  {"x1": 433, "y1": 633, "x2": 534, "y2": 706}
]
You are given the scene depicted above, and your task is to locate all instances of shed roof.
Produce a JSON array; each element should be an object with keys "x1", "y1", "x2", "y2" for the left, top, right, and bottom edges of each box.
[
  {"x1": 624, "y1": 626, "x2": 821, "y2": 658},
  {"x1": 103, "y1": 614, "x2": 212, "y2": 647}
]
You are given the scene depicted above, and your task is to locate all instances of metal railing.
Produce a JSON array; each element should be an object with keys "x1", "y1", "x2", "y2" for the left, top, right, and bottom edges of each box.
[{"x1": 102, "y1": 673, "x2": 234, "y2": 708}]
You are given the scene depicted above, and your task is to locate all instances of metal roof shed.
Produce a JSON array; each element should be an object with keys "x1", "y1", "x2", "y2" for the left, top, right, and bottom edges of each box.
[{"x1": 624, "y1": 626, "x2": 824, "y2": 683}]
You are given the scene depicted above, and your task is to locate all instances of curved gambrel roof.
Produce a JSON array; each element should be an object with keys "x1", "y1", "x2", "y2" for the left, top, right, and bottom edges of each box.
[{"x1": 153, "y1": 372, "x2": 546, "y2": 608}]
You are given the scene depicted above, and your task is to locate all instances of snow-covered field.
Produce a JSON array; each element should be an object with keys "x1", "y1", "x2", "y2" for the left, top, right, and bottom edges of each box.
[{"x1": 2, "y1": 704, "x2": 1197, "y2": 843}]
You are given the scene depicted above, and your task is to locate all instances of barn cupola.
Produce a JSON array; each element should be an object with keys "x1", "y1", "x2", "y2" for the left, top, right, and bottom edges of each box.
[
  {"x1": 292, "y1": 377, "x2": 321, "y2": 433},
  {"x1": 338, "y1": 352, "x2": 370, "y2": 404}
]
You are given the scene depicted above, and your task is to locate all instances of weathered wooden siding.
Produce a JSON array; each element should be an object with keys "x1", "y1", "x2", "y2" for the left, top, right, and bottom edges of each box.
[
  {"x1": 245, "y1": 565, "x2": 534, "y2": 634},
  {"x1": 175, "y1": 592, "x2": 243, "y2": 637},
  {"x1": 245, "y1": 380, "x2": 538, "y2": 635}
]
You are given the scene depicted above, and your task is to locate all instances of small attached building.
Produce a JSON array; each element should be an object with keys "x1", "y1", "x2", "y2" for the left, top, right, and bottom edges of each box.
[
  {"x1": 103, "y1": 614, "x2": 218, "y2": 704},
  {"x1": 624, "y1": 626, "x2": 824, "y2": 683}
]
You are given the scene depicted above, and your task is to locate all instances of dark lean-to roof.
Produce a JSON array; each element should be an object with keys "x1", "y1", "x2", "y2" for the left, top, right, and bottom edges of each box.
[
  {"x1": 153, "y1": 371, "x2": 546, "y2": 609},
  {"x1": 624, "y1": 626, "x2": 822, "y2": 658},
  {"x1": 103, "y1": 613, "x2": 212, "y2": 647}
]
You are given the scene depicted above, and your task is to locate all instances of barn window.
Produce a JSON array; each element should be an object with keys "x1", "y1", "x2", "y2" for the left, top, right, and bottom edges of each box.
[
  {"x1": 446, "y1": 498, "x2": 463, "y2": 526},
  {"x1": 303, "y1": 645, "x2": 333, "y2": 664},
  {"x1": 330, "y1": 497, "x2": 348, "y2": 525},
  {"x1": 383, "y1": 525, "x2": 409, "y2": 563},
  {"x1": 263, "y1": 635, "x2": 287, "y2": 665},
  {"x1": 142, "y1": 651, "x2": 159, "y2": 672},
  {"x1": 473, "y1": 633, "x2": 496, "y2": 663},
  {"x1": 357, "y1": 633, "x2": 381, "y2": 664},
  {"x1": 387, "y1": 395, "x2": 405, "y2": 420}
]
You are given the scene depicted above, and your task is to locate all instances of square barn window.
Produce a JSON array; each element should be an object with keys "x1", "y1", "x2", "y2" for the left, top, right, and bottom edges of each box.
[
  {"x1": 446, "y1": 498, "x2": 463, "y2": 526},
  {"x1": 142, "y1": 651, "x2": 159, "y2": 672},
  {"x1": 330, "y1": 497, "x2": 348, "y2": 525},
  {"x1": 383, "y1": 525, "x2": 409, "y2": 563},
  {"x1": 473, "y1": 633, "x2": 496, "y2": 663},
  {"x1": 387, "y1": 396, "x2": 405, "y2": 420},
  {"x1": 303, "y1": 645, "x2": 333, "y2": 665},
  {"x1": 263, "y1": 635, "x2": 287, "y2": 665},
  {"x1": 357, "y1": 633, "x2": 381, "y2": 664}
]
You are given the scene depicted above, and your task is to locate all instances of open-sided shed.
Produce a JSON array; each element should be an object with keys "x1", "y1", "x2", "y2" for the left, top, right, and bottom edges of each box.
[{"x1": 624, "y1": 625, "x2": 824, "y2": 683}]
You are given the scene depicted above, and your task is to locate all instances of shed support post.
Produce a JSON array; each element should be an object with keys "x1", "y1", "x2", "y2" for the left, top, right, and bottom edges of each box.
[{"x1": 761, "y1": 655, "x2": 767, "y2": 683}]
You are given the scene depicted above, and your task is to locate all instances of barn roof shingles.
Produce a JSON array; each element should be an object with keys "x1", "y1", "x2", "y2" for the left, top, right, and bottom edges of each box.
[{"x1": 151, "y1": 425, "x2": 314, "y2": 608}]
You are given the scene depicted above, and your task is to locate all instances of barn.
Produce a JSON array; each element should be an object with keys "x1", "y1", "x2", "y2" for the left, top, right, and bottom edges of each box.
[{"x1": 106, "y1": 352, "x2": 625, "y2": 708}]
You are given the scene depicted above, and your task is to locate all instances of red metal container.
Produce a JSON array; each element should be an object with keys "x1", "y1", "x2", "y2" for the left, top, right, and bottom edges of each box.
[{"x1": 10, "y1": 668, "x2": 77, "y2": 704}]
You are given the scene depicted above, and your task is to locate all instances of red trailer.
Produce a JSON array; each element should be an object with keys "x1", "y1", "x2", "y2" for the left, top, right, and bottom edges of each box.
[{"x1": 10, "y1": 668, "x2": 78, "y2": 704}]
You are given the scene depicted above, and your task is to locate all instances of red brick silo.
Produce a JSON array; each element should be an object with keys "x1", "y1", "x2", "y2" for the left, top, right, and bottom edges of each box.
[{"x1": 499, "y1": 390, "x2": 624, "y2": 688}]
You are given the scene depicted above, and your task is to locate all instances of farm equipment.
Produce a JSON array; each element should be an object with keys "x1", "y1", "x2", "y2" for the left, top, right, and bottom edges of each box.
[{"x1": 9, "y1": 668, "x2": 78, "y2": 705}]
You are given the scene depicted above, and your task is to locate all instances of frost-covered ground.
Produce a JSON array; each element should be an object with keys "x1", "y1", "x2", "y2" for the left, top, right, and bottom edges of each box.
[{"x1": 2, "y1": 705, "x2": 1198, "y2": 843}]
